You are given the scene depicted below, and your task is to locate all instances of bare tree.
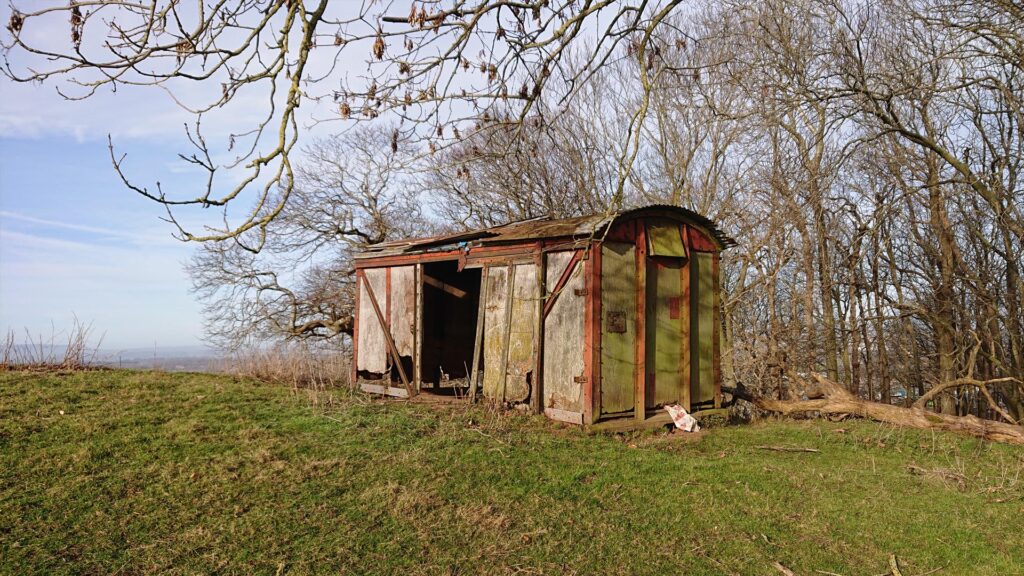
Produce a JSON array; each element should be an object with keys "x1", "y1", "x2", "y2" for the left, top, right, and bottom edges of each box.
[{"x1": 188, "y1": 125, "x2": 425, "y2": 350}]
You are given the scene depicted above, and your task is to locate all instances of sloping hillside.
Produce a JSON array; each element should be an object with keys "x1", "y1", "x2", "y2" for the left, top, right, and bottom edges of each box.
[{"x1": 1, "y1": 370, "x2": 1021, "y2": 575}]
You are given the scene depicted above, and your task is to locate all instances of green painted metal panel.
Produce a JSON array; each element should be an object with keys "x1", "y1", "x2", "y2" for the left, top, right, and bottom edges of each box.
[
  {"x1": 600, "y1": 242, "x2": 636, "y2": 415},
  {"x1": 647, "y1": 259, "x2": 684, "y2": 406},
  {"x1": 646, "y1": 220, "x2": 687, "y2": 257},
  {"x1": 691, "y1": 252, "x2": 715, "y2": 405}
]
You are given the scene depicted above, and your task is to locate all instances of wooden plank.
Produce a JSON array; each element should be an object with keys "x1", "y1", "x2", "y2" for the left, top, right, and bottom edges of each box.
[
  {"x1": 469, "y1": 265, "x2": 489, "y2": 402},
  {"x1": 360, "y1": 382, "x2": 410, "y2": 398},
  {"x1": 355, "y1": 249, "x2": 462, "y2": 269},
  {"x1": 361, "y1": 272, "x2": 413, "y2": 396},
  {"x1": 352, "y1": 271, "x2": 361, "y2": 385},
  {"x1": 423, "y1": 274, "x2": 468, "y2": 298},
  {"x1": 389, "y1": 266, "x2": 415, "y2": 357},
  {"x1": 544, "y1": 407, "x2": 584, "y2": 425},
  {"x1": 587, "y1": 407, "x2": 725, "y2": 433},
  {"x1": 357, "y1": 269, "x2": 388, "y2": 374},
  {"x1": 497, "y1": 264, "x2": 516, "y2": 403},
  {"x1": 583, "y1": 245, "x2": 600, "y2": 425},
  {"x1": 634, "y1": 224, "x2": 647, "y2": 421},
  {"x1": 414, "y1": 263, "x2": 423, "y2": 392},
  {"x1": 713, "y1": 252, "x2": 722, "y2": 408},
  {"x1": 533, "y1": 252, "x2": 544, "y2": 414},
  {"x1": 680, "y1": 259, "x2": 691, "y2": 411},
  {"x1": 482, "y1": 266, "x2": 509, "y2": 399},
  {"x1": 543, "y1": 251, "x2": 586, "y2": 414},
  {"x1": 542, "y1": 249, "x2": 584, "y2": 320},
  {"x1": 504, "y1": 263, "x2": 537, "y2": 403}
]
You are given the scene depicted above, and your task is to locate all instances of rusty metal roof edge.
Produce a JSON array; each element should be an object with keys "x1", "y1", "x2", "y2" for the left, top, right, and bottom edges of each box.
[{"x1": 355, "y1": 204, "x2": 735, "y2": 259}]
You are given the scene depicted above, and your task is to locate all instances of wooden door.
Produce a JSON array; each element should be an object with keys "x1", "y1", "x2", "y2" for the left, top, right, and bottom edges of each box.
[
  {"x1": 600, "y1": 242, "x2": 636, "y2": 415},
  {"x1": 691, "y1": 252, "x2": 716, "y2": 405},
  {"x1": 646, "y1": 258, "x2": 689, "y2": 408}
]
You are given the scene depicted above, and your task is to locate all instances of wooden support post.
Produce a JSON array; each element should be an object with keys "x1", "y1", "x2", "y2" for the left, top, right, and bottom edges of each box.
[
  {"x1": 584, "y1": 244, "x2": 601, "y2": 425},
  {"x1": 352, "y1": 271, "x2": 361, "y2": 386},
  {"x1": 469, "y1": 266, "x2": 489, "y2": 402},
  {"x1": 713, "y1": 252, "x2": 722, "y2": 408},
  {"x1": 533, "y1": 252, "x2": 545, "y2": 414},
  {"x1": 634, "y1": 225, "x2": 648, "y2": 421},
  {"x1": 680, "y1": 258, "x2": 692, "y2": 412},
  {"x1": 361, "y1": 272, "x2": 413, "y2": 396},
  {"x1": 414, "y1": 263, "x2": 423, "y2": 393},
  {"x1": 497, "y1": 264, "x2": 516, "y2": 404}
]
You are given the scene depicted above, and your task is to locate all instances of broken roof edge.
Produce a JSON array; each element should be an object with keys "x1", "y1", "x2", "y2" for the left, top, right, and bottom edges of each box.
[{"x1": 355, "y1": 204, "x2": 736, "y2": 259}]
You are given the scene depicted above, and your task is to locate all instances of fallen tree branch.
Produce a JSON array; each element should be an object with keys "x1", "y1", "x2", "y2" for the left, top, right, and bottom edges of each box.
[
  {"x1": 724, "y1": 374, "x2": 1024, "y2": 445},
  {"x1": 757, "y1": 445, "x2": 821, "y2": 453}
]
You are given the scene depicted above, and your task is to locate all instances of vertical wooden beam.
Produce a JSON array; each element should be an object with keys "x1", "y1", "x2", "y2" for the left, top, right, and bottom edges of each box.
[
  {"x1": 634, "y1": 224, "x2": 648, "y2": 421},
  {"x1": 713, "y1": 252, "x2": 722, "y2": 408},
  {"x1": 414, "y1": 263, "x2": 423, "y2": 393},
  {"x1": 680, "y1": 259, "x2": 692, "y2": 412},
  {"x1": 497, "y1": 264, "x2": 516, "y2": 403},
  {"x1": 385, "y1": 267, "x2": 392, "y2": 332},
  {"x1": 469, "y1": 265, "x2": 489, "y2": 402},
  {"x1": 533, "y1": 251, "x2": 545, "y2": 414},
  {"x1": 352, "y1": 270, "x2": 362, "y2": 386},
  {"x1": 584, "y1": 244, "x2": 601, "y2": 425}
]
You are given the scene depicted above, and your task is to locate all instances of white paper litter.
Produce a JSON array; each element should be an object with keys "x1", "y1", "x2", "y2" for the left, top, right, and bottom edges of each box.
[{"x1": 664, "y1": 404, "x2": 700, "y2": 432}]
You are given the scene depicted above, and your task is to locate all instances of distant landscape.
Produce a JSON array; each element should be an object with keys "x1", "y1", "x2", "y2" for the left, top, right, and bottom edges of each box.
[
  {"x1": 94, "y1": 345, "x2": 222, "y2": 372},
  {"x1": 4, "y1": 343, "x2": 222, "y2": 372}
]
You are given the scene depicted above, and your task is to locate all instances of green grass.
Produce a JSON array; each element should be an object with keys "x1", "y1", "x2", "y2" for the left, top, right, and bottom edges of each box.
[{"x1": 1, "y1": 370, "x2": 1022, "y2": 575}]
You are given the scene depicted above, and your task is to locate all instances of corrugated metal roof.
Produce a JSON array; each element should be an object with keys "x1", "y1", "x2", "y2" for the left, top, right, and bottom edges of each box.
[{"x1": 355, "y1": 205, "x2": 735, "y2": 259}]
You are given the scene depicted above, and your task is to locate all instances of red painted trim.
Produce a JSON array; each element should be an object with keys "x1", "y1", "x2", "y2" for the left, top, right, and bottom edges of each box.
[
  {"x1": 533, "y1": 250, "x2": 544, "y2": 415},
  {"x1": 713, "y1": 252, "x2": 722, "y2": 408},
  {"x1": 688, "y1": 226, "x2": 717, "y2": 252},
  {"x1": 355, "y1": 249, "x2": 463, "y2": 269},
  {"x1": 585, "y1": 242, "x2": 602, "y2": 424},
  {"x1": 634, "y1": 224, "x2": 647, "y2": 420}
]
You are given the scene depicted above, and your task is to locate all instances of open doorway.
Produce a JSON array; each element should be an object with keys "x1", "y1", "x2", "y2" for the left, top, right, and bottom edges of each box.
[{"x1": 420, "y1": 261, "x2": 482, "y2": 392}]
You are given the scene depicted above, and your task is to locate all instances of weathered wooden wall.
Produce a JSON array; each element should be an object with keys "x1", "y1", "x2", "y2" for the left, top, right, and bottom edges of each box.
[
  {"x1": 482, "y1": 263, "x2": 538, "y2": 403},
  {"x1": 542, "y1": 251, "x2": 586, "y2": 417},
  {"x1": 356, "y1": 268, "x2": 387, "y2": 374},
  {"x1": 389, "y1": 266, "x2": 416, "y2": 360}
]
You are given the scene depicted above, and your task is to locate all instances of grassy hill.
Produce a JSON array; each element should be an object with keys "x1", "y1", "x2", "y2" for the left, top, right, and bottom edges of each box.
[{"x1": 1, "y1": 370, "x2": 1022, "y2": 575}]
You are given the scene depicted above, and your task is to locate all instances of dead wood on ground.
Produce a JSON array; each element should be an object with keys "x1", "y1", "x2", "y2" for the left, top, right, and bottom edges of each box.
[{"x1": 724, "y1": 372, "x2": 1024, "y2": 445}]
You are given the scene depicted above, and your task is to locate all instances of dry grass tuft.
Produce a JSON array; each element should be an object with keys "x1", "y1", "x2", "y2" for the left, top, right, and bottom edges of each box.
[
  {"x1": 0, "y1": 317, "x2": 104, "y2": 371},
  {"x1": 218, "y1": 341, "x2": 350, "y2": 389}
]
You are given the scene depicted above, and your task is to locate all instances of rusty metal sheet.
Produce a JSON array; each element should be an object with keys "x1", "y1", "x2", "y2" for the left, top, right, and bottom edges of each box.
[{"x1": 355, "y1": 205, "x2": 734, "y2": 262}]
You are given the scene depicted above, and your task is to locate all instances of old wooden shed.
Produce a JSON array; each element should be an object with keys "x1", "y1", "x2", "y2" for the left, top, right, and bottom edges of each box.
[{"x1": 352, "y1": 205, "x2": 734, "y2": 427}]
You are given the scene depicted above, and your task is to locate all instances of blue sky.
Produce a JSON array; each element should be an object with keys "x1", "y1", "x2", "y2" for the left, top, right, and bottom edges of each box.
[{"x1": 0, "y1": 75, "x2": 212, "y2": 350}]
